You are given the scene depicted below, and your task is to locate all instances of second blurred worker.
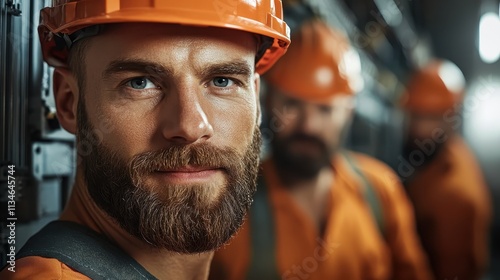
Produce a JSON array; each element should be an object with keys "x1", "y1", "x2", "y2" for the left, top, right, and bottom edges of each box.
[{"x1": 210, "y1": 19, "x2": 433, "y2": 280}]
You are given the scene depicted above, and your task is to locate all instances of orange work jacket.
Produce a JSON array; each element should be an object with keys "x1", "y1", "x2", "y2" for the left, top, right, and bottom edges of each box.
[
  {"x1": 210, "y1": 152, "x2": 433, "y2": 280},
  {"x1": 405, "y1": 136, "x2": 492, "y2": 280},
  {"x1": 0, "y1": 186, "x2": 97, "y2": 279},
  {"x1": 0, "y1": 256, "x2": 89, "y2": 280}
]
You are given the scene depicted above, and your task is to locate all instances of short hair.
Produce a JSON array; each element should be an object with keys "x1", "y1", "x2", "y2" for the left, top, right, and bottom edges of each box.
[{"x1": 66, "y1": 38, "x2": 91, "y2": 92}]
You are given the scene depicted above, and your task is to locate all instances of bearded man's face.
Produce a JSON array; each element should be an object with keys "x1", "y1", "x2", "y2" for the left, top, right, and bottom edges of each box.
[{"x1": 72, "y1": 23, "x2": 262, "y2": 253}]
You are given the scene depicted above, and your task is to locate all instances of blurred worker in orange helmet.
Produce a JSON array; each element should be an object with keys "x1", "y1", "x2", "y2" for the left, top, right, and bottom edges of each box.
[
  {"x1": 400, "y1": 60, "x2": 492, "y2": 280},
  {"x1": 0, "y1": 0, "x2": 290, "y2": 279},
  {"x1": 210, "y1": 19, "x2": 433, "y2": 280}
]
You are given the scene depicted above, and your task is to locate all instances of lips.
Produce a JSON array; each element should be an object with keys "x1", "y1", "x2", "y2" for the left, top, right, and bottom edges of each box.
[
  {"x1": 152, "y1": 165, "x2": 225, "y2": 183},
  {"x1": 155, "y1": 165, "x2": 222, "y2": 173}
]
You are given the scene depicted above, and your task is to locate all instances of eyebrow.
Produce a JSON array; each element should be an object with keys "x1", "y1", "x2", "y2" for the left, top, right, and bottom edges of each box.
[
  {"x1": 102, "y1": 59, "x2": 253, "y2": 81},
  {"x1": 199, "y1": 60, "x2": 253, "y2": 78},
  {"x1": 102, "y1": 59, "x2": 171, "y2": 80}
]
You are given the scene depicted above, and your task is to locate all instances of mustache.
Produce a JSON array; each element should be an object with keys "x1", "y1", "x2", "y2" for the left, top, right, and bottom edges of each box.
[
  {"x1": 285, "y1": 133, "x2": 327, "y2": 150},
  {"x1": 129, "y1": 144, "x2": 243, "y2": 174}
]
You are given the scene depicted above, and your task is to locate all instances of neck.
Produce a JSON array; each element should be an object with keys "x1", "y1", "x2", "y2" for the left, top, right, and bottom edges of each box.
[
  {"x1": 60, "y1": 171, "x2": 213, "y2": 280},
  {"x1": 280, "y1": 167, "x2": 334, "y2": 200},
  {"x1": 275, "y1": 163, "x2": 334, "y2": 235}
]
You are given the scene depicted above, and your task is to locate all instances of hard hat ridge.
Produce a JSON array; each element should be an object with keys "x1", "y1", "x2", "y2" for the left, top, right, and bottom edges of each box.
[{"x1": 39, "y1": 0, "x2": 291, "y2": 74}]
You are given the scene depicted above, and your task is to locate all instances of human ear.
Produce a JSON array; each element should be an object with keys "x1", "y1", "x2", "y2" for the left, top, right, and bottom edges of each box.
[
  {"x1": 254, "y1": 73, "x2": 262, "y2": 125},
  {"x1": 53, "y1": 67, "x2": 79, "y2": 135}
]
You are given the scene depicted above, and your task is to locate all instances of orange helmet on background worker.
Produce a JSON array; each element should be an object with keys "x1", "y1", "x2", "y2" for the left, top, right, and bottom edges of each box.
[
  {"x1": 264, "y1": 18, "x2": 364, "y2": 104},
  {"x1": 401, "y1": 59, "x2": 466, "y2": 115},
  {"x1": 263, "y1": 19, "x2": 364, "y2": 176},
  {"x1": 38, "y1": 0, "x2": 290, "y2": 74}
]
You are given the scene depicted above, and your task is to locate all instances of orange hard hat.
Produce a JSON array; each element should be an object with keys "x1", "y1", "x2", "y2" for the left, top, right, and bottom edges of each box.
[
  {"x1": 264, "y1": 19, "x2": 363, "y2": 103},
  {"x1": 402, "y1": 60, "x2": 466, "y2": 114},
  {"x1": 38, "y1": 0, "x2": 291, "y2": 74}
]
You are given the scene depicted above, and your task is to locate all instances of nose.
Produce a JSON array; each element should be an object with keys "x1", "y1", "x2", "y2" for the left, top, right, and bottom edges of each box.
[
  {"x1": 161, "y1": 85, "x2": 214, "y2": 144},
  {"x1": 297, "y1": 104, "x2": 323, "y2": 135}
]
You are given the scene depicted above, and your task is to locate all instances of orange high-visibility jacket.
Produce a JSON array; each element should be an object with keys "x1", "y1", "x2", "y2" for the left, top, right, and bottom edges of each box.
[
  {"x1": 210, "y1": 152, "x2": 433, "y2": 280},
  {"x1": 405, "y1": 136, "x2": 492, "y2": 280},
  {"x1": 0, "y1": 256, "x2": 90, "y2": 280},
  {"x1": 1, "y1": 189, "x2": 97, "y2": 279}
]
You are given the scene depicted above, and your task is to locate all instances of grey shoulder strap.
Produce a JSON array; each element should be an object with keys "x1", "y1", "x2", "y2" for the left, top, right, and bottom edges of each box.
[
  {"x1": 247, "y1": 175, "x2": 281, "y2": 280},
  {"x1": 343, "y1": 153, "x2": 385, "y2": 237},
  {"x1": 16, "y1": 220, "x2": 157, "y2": 280}
]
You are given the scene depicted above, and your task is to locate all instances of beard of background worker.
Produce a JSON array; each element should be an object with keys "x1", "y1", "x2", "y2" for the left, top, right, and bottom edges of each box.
[
  {"x1": 267, "y1": 86, "x2": 354, "y2": 183},
  {"x1": 403, "y1": 113, "x2": 452, "y2": 164}
]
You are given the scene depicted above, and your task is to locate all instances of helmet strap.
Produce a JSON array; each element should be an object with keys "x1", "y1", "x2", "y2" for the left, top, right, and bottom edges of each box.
[{"x1": 55, "y1": 25, "x2": 101, "y2": 50}]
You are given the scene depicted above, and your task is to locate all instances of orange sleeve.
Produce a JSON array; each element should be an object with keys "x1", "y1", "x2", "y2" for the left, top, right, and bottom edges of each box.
[
  {"x1": 0, "y1": 256, "x2": 90, "y2": 280},
  {"x1": 354, "y1": 154, "x2": 434, "y2": 280}
]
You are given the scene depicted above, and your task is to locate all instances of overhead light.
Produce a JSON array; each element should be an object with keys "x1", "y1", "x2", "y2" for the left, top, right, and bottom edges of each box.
[
  {"x1": 464, "y1": 78, "x2": 500, "y2": 159},
  {"x1": 438, "y1": 61, "x2": 466, "y2": 94},
  {"x1": 479, "y1": 12, "x2": 500, "y2": 64}
]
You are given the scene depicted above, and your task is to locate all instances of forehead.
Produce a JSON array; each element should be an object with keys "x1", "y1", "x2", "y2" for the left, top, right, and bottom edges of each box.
[
  {"x1": 83, "y1": 22, "x2": 258, "y2": 71},
  {"x1": 270, "y1": 86, "x2": 353, "y2": 108}
]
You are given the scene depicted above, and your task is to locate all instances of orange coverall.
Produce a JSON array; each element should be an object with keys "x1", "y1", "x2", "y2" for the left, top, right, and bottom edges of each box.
[
  {"x1": 405, "y1": 136, "x2": 492, "y2": 280},
  {"x1": 210, "y1": 152, "x2": 433, "y2": 280}
]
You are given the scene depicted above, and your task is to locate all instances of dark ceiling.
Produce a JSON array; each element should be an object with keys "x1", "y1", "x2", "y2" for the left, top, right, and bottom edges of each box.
[{"x1": 340, "y1": 0, "x2": 500, "y2": 80}]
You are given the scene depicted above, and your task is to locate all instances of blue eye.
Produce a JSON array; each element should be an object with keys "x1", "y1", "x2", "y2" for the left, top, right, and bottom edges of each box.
[
  {"x1": 212, "y1": 77, "x2": 234, "y2": 87},
  {"x1": 126, "y1": 77, "x2": 157, "y2": 90}
]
